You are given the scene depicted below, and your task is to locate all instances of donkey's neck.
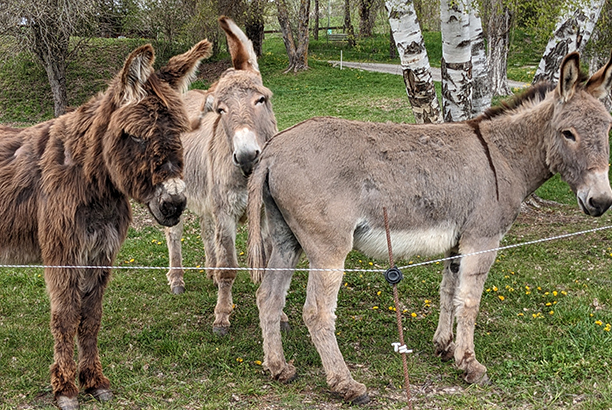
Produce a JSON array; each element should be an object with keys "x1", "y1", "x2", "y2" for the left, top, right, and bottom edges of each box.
[{"x1": 481, "y1": 96, "x2": 556, "y2": 200}]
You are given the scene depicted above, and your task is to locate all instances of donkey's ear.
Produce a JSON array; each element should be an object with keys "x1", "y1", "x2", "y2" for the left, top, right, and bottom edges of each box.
[
  {"x1": 586, "y1": 50, "x2": 612, "y2": 99},
  {"x1": 119, "y1": 44, "x2": 155, "y2": 105},
  {"x1": 557, "y1": 52, "x2": 581, "y2": 102},
  {"x1": 219, "y1": 16, "x2": 260, "y2": 73},
  {"x1": 159, "y1": 39, "x2": 213, "y2": 93}
]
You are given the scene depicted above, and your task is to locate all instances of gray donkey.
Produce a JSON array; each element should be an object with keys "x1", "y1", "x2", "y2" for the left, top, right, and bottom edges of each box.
[
  {"x1": 164, "y1": 17, "x2": 279, "y2": 335},
  {"x1": 247, "y1": 52, "x2": 612, "y2": 403}
]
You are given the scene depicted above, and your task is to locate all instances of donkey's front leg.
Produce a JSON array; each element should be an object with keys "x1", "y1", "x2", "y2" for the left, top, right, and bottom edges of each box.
[
  {"x1": 433, "y1": 247, "x2": 461, "y2": 361},
  {"x1": 303, "y1": 263, "x2": 369, "y2": 404},
  {"x1": 46, "y1": 268, "x2": 81, "y2": 410},
  {"x1": 77, "y1": 268, "x2": 112, "y2": 402},
  {"x1": 165, "y1": 218, "x2": 186, "y2": 294},
  {"x1": 453, "y1": 239, "x2": 498, "y2": 385},
  {"x1": 211, "y1": 213, "x2": 239, "y2": 335}
]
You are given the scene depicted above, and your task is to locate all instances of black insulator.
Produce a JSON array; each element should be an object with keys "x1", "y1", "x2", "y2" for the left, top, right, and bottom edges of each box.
[{"x1": 384, "y1": 267, "x2": 403, "y2": 285}]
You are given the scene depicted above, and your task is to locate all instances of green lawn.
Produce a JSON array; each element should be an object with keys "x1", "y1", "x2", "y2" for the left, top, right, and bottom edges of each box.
[{"x1": 1, "y1": 33, "x2": 611, "y2": 409}]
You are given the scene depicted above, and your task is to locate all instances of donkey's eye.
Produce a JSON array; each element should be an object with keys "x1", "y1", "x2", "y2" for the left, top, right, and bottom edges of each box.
[
  {"x1": 216, "y1": 107, "x2": 226, "y2": 115},
  {"x1": 130, "y1": 135, "x2": 144, "y2": 144},
  {"x1": 256, "y1": 96, "x2": 266, "y2": 105},
  {"x1": 562, "y1": 130, "x2": 576, "y2": 141}
]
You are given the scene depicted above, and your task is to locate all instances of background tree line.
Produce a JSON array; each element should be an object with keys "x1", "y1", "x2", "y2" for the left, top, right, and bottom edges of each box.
[{"x1": 0, "y1": 0, "x2": 610, "y2": 119}]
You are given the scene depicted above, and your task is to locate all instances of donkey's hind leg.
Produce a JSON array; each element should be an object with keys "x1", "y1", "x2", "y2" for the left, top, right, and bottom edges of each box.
[
  {"x1": 303, "y1": 258, "x2": 369, "y2": 404},
  {"x1": 165, "y1": 218, "x2": 186, "y2": 294},
  {"x1": 452, "y1": 237, "x2": 498, "y2": 385},
  {"x1": 257, "y1": 241, "x2": 301, "y2": 383},
  {"x1": 433, "y1": 247, "x2": 461, "y2": 361},
  {"x1": 77, "y1": 268, "x2": 112, "y2": 402}
]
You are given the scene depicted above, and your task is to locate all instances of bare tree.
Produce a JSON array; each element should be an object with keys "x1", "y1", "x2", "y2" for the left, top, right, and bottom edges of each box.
[
  {"x1": 359, "y1": 0, "x2": 376, "y2": 37},
  {"x1": 0, "y1": 0, "x2": 97, "y2": 117},
  {"x1": 344, "y1": 0, "x2": 356, "y2": 47},
  {"x1": 533, "y1": 0, "x2": 605, "y2": 84},
  {"x1": 486, "y1": 0, "x2": 513, "y2": 96},
  {"x1": 276, "y1": 0, "x2": 311, "y2": 72},
  {"x1": 245, "y1": 0, "x2": 265, "y2": 56},
  {"x1": 386, "y1": 0, "x2": 442, "y2": 124},
  {"x1": 440, "y1": 0, "x2": 472, "y2": 122}
]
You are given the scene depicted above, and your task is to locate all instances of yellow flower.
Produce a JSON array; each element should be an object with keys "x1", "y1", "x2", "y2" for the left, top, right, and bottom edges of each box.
[
  {"x1": 377, "y1": 291, "x2": 381, "y2": 296},
  {"x1": 388, "y1": 306, "x2": 396, "y2": 311},
  {"x1": 605, "y1": 324, "x2": 611, "y2": 332},
  {"x1": 596, "y1": 320, "x2": 603, "y2": 326},
  {"x1": 552, "y1": 291, "x2": 558, "y2": 297},
  {"x1": 549, "y1": 311, "x2": 554, "y2": 315},
  {"x1": 492, "y1": 286, "x2": 498, "y2": 292},
  {"x1": 498, "y1": 295, "x2": 505, "y2": 301},
  {"x1": 236, "y1": 357, "x2": 243, "y2": 363},
  {"x1": 411, "y1": 312, "x2": 417, "y2": 318},
  {"x1": 372, "y1": 306, "x2": 379, "y2": 310},
  {"x1": 517, "y1": 313, "x2": 524, "y2": 316},
  {"x1": 254, "y1": 360, "x2": 262, "y2": 365}
]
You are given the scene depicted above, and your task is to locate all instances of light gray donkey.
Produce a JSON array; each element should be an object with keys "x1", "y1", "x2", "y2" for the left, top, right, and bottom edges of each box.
[
  {"x1": 164, "y1": 17, "x2": 278, "y2": 335},
  {"x1": 247, "y1": 52, "x2": 612, "y2": 403}
]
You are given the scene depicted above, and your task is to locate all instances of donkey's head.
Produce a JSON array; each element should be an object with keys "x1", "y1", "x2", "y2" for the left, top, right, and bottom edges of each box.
[
  {"x1": 547, "y1": 51, "x2": 612, "y2": 217},
  {"x1": 206, "y1": 16, "x2": 277, "y2": 177},
  {"x1": 102, "y1": 40, "x2": 212, "y2": 226}
]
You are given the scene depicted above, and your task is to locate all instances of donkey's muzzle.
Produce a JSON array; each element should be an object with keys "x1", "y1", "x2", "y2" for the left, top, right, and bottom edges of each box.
[
  {"x1": 148, "y1": 178, "x2": 187, "y2": 227},
  {"x1": 577, "y1": 170, "x2": 612, "y2": 217},
  {"x1": 578, "y1": 195, "x2": 612, "y2": 217},
  {"x1": 233, "y1": 150, "x2": 260, "y2": 177}
]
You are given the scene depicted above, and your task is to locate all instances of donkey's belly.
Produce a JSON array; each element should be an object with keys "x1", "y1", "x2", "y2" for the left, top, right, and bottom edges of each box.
[{"x1": 353, "y1": 223, "x2": 458, "y2": 261}]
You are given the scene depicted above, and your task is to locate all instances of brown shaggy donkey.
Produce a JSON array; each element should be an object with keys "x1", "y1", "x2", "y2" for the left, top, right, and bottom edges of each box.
[{"x1": 0, "y1": 41, "x2": 212, "y2": 409}]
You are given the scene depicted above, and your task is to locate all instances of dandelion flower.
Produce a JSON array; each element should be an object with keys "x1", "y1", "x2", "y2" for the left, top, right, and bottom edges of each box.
[
  {"x1": 411, "y1": 312, "x2": 417, "y2": 318},
  {"x1": 596, "y1": 320, "x2": 603, "y2": 326}
]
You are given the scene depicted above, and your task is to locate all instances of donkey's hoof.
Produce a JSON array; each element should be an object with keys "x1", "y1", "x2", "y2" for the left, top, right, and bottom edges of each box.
[
  {"x1": 464, "y1": 371, "x2": 490, "y2": 386},
  {"x1": 56, "y1": 395, "x2": 79, "y2": 410},
  {"x1": 172, "y1": 285, "x2": 185, "y2": 295},
  {"x1": 350, "y1": 393, "x2": 371, "y2": 405},
  {"x1": 91, "y1": 388, "x2": 113, "y2": 402},
  {"x1": 213, "y1": 326, "x2": 229, "y2": 336},
  {"x1": 280, "y1": 320, "x2": 291, "y2": 333},
  {"x1": 272, "y1": 362, "x2": 297, "y2": 384}
]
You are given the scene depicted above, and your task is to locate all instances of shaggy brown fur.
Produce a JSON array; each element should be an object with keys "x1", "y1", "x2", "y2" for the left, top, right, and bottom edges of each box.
[
  {"x1": 164, "y1": 17, "x2": 279, "y2": 335},
  {"x1": 0, "y1": 40, "x2": 212, "y2": 409},
  {"x1": 247, "y1": 52, "x2": 612, "y2": 403}
]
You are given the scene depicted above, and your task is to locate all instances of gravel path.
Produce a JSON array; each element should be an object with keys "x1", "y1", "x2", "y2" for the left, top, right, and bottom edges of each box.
[{"x1": 328, "y1": 60, "x2": 529, "y2": 90}]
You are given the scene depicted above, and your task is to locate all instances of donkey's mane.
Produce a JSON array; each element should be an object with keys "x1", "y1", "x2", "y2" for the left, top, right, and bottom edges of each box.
[{"x1": 478, "y1": 82, "x2": 556, "y2": 122}]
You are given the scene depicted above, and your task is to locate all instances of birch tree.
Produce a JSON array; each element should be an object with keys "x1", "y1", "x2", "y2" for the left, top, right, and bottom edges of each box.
[
  {"x1": 486, "y1": 0, "x2": 512, "y2": 96},
  {"x1": 386, "y1": 0, "x2": 442, "y2": 124},
  {"x1": 533, "y1": 0, "x2": 605, "y2": 84},
  {"x1": 276, "y1": 0, "x2": 311, "y2": 72},
  {"x1": 440, "y1": 0, "x2": 472, "y2": 122},
  {"x1": 470, "y1": 7, "x2": 491, "y2": 116}
]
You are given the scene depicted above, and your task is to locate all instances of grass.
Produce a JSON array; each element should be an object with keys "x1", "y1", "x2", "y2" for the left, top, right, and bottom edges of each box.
[{"x1": 1, "y1": 32, "x2": 612, "y2": 409}]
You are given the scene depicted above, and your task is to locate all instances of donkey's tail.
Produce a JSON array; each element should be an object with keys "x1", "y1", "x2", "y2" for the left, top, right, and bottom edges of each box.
[{"x1": 247, "y1": 161, "x2": 268, "y2": 283}]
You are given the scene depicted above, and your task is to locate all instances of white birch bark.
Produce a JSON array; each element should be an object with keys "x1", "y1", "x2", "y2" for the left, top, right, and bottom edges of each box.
[
  {"x1": 470, "y1": 7, "x2": 491, "y2": 116},
  {"x1": 386, "y1": 0, "x2": 442, "y2": 124},
  {"x1": 440, "y1": 0, "x2": 472, "y2": 122},
  {"x1": 533, "y1": 0, "x2": 605, "y2": 84}
]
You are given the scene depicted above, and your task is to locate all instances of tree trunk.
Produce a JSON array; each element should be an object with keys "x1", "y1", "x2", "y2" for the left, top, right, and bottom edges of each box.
[
  {"x1": 486, "y1": 0, "x2": 513, "y2": 96},
  {"x1": 359, "y1": 0, "x2": 375, "y2": 37},
  {"x1": 470, "y1": 7, "x2": 491, "y2": 116},
  {"x1": 440, "y1": 0, "x2": 472, "y2": 122},
  {"x1": 386, "y1": 0, "x2": 442, "y2": 124},
  {"x1": 32, "y1": 20, "x2": 69, "y2": 117},
  {"x1": 314, "y1": 0, "x2": 319, "y2": 40},
  {"x1": 245, "y1": 0, "x2": 265, "y2": 57},
  {"x1": 276, "y1": 0, "x2": 311, "y2": 72},
  {"x1": 344, "y1": 0, "x2": 356, "y2": 47},
  {"x1": 533, "y1": 0, "x2": 605, "y2": 84}
]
